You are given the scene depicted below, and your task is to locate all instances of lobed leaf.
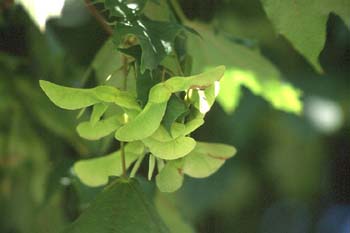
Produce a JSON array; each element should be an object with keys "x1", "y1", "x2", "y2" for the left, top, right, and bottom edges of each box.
[
  {"x1": 261, "y1": 0, "x2": 350, "y2": 72},
  {"x1": 217, "y1": 69, "x2": 303, "y2": 114},
  {"x1": 104, "y1": 0, "x2": 147, "y2": 18},
  {"x1": 183, "y1": 142, "x2": 236, "y2": 178},
  {"x1": 113, "y1": 16, "x2": 183, "y2": 72},
  {"x1": 186, "y1": 23, "x2": 303, "y2": 114},
  {"x1": 62, "y1": 178, "x2": 169, "y2": 233}
]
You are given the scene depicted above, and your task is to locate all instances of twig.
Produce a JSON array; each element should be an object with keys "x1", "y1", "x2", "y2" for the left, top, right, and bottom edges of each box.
[
  {"x1": 84, "y1": 0, "x2": 113, "y2": 35},
  {"x1": 120, "y1": 141, "x2": 127, "y2": 177}
]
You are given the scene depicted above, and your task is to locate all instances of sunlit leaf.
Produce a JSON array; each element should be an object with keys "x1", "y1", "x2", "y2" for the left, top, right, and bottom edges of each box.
[
  {"x1": 142, "y1": 126, "x2": 196, "y2": 160},
  {"x1": 261, "y1": 0, "x2": 350, "y2": 71},
  {"x1": 115, "y1": 101, "x2": 167, "y2": 141},
  {"x1": 143, "y1": 134, "x2": 196, "y2": 160},
  {"x1": 191, "y1": 83, "x2": 219, "y2": 114},
  {"x1": 62, "y1": 178, "x2": 169, "y2": 233},
  {"x1": 156, "y1": 161, "x2": 184, "y2": 193},
  {"x1": 17, "y1": 0, "x2": 65, "y2": 31},
  {"x1": 40, "y1": 81, "x2": 140, "y2": 110},
  {"x1": 148, "y1": 83, "x2": 172, "y2": 103},
  {"x1": 183, "y1": 142, "x2": 236, "y2": 178},
  {"x1": 164, "y1": 66, "x2": 226, "y2": 92},
  {"x1": 218, "y1": 69, "x2": 303, "y2": 114},
  {"x1": 39, "y1": 80, "x2": 101, "y2": 110},
  {"x1": 77, "y1": 115, "x2": 123, "y2": 140},
  {"x1": 73, "y1": 142, "x2": 144, "y2": 187},
  {"x1": 187, "y1": 23, "x2": 303, "y2": 114}
]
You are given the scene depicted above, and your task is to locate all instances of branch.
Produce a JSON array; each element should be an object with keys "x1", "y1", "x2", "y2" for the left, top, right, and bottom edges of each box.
[{"x1": 84, "y1": 0, "x2": 113, "y2": 35}]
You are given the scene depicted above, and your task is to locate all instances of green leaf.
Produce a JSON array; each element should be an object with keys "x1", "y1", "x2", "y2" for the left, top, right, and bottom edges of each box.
[
  {"x1": 191, "y1": 84, "x2": 219, "y2": 114},
  {"x1": 156, "y1": 161, "x2": 184, "y2": 193},
  {"x1": 39, "y1": 80, "x2": 101, "y2": 110},
  {"x1": 113, "y1": 16, "x2": 183, "y2": 72},
  {"x1": 162, "y1": 95, "x2": 188, "y2": 133},
  {"x1": 114, "y1": 66, "x2": 225, "y2": 142},
  {"x1": 40, "y1": 80, "x2": 141, "y2": 110},
  {"x1": 217, "y1": 69, "x2": 303, "y2": 114},
  {"x1": 92, "y1": 39, "x2": 137, "y2": 95},
  {"x1": 115, "y1": 101, "x2": 168, "y2": 141},
  {"x1": 169, "y1": 121, "x2": 201, "y2": 139},
  {"x1": 164, "y1": 66, "x2": 226, "y2": 92},
  {"x1": 261, "y1": 0, "x2": 350, "y2": 71},
  {"x1": 77, "y1": 115, "x2": 123, "y2": 140},
  {"x1": 62, "y1": 178, "x2": 169, "y2": 233},
  {"x1": 170, "y1": 112, "x2": 205, "y2": 138},
  {"x1": 183, "y1": 142, "x2": 236, "y2": 178},
  {"x1": 155, "y1": 193, "x2": 196, "y2": 233},
  {"x1": 17, "y1": 0, "x2": 65, "y2": 31},
  {"x1": 148, "y1": 83, "x2": 172, "y2": 103},
  {"x1": 92, "y1": 39, "x2": 121, "y2": 82},
  {"x1": 90, "y1": 103, "x2": 109, "y2": 126},
  {"x1": 104, "y1": 0, "x2": 147, "y2": 19},
  {"x1": 73, "y1": 142, "x2": 144, "y2": 187},
  {"x1": 144, "y1": 0, "x2": 171, "y2": 21},
  {"x1": 187, "y1": 23, "x2": 303, "y2": 114},
  {"x1": 142, "y1": 129, "x2": 196, "y2": 160}
]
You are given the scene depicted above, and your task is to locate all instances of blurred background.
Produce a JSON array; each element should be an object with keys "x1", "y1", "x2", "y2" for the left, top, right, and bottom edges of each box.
[{"x1": 0, "y1": 0, "x2": 349, "y2": 232}]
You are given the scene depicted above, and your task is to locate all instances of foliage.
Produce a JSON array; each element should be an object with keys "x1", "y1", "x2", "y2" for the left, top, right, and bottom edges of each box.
[
  {"x1": 1, "y1": 0, "x2": 349, "y2": 232},
  {"x1": 62, "y1": 178, "x2": 170, "y2": 233},
  {"x1": 261, "y1": 0, "x2": 350, "y2": 72}
]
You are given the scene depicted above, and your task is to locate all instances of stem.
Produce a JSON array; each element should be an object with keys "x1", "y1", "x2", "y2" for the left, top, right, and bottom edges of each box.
[
  {"x1": 119, "y1": 55, "x2": 129, "y2": 177},
  {"x1": 169, "y1": 0, "x2": 188, "y2": 23},
  {"x1": 130, "y1": 154, "x2": 145, "y2": 178},
  {"x1": 120, "y1": 141, "x2": 127, "y2": 177},
  {"x1": 122, "y1": 55, "x2": 128, "y2": 90},
  {"x1": 84, "y1": 0, "x2": 113, "y2": 35}
]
